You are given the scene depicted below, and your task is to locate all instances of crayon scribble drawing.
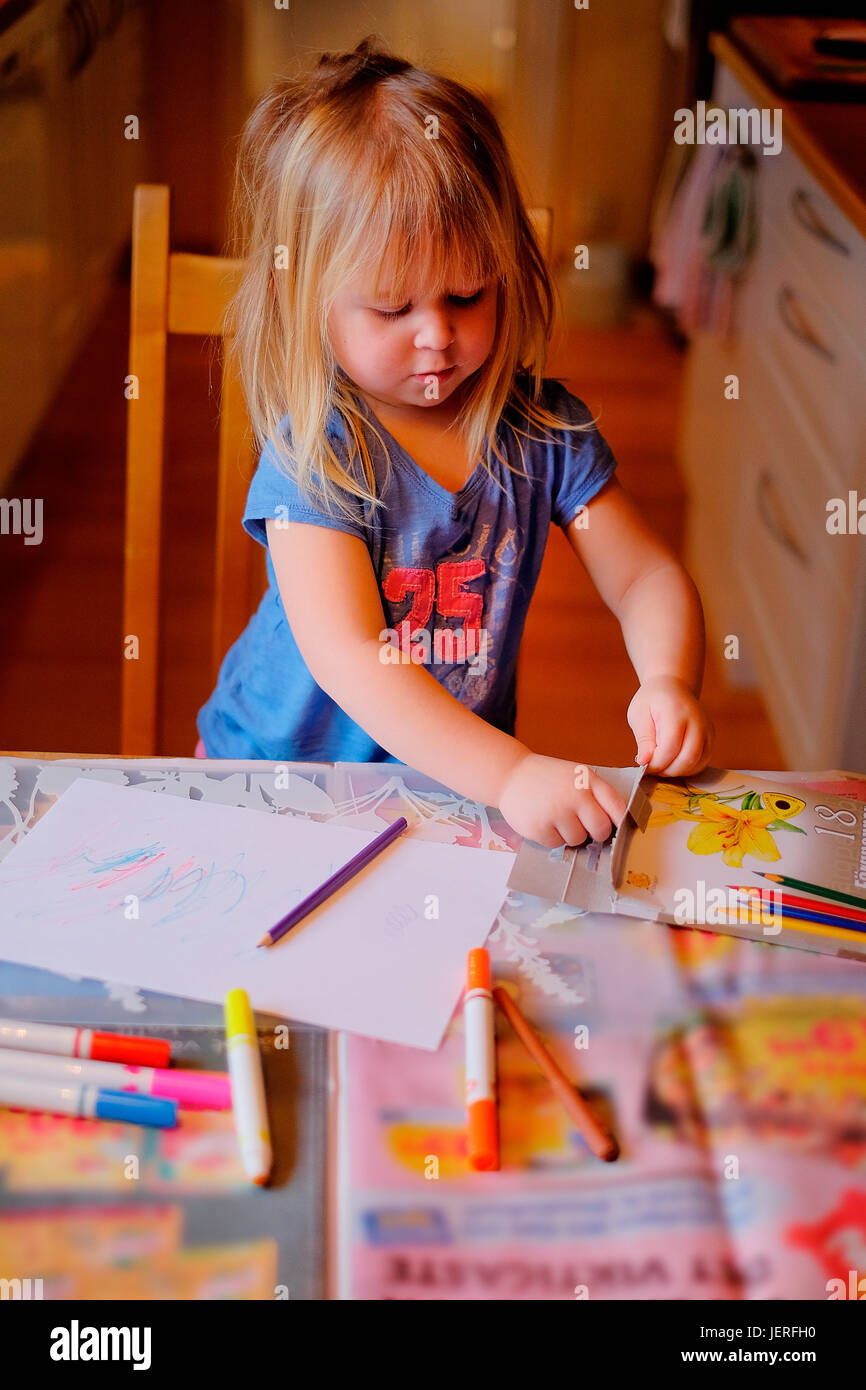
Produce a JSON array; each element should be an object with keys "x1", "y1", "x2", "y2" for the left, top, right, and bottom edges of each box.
[{"x1": 1, "y1": 820, "x2": 275, "y2": 931}]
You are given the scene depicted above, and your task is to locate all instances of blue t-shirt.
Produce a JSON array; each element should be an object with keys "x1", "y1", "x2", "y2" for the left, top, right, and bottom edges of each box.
[{"x1": 197, "y1": 377, "x2": 617, "y2": 761}]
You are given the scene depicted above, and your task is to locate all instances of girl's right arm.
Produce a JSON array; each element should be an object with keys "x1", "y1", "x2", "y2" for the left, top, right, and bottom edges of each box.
[{"x1": 266, "y1": 519, "x2": 627, "y2": 846}]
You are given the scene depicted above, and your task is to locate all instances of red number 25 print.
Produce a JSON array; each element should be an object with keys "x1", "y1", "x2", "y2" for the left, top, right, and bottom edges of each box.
[{"x1": 383, "y1": 559, "x2": 485, "y2": 637}]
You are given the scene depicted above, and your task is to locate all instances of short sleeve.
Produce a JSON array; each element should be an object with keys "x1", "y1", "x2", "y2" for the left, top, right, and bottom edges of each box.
[
  {"x1": 242, "y1": 416, "x2": 370, "y2": 547},
  {"x1": 546, "y1": 381, "x2": 618, "y2": 529}
]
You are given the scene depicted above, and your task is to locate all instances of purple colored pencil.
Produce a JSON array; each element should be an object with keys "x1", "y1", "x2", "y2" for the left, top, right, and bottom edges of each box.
[{"x1": 257, "y1": 816, "x2": 410, "y2": 948}]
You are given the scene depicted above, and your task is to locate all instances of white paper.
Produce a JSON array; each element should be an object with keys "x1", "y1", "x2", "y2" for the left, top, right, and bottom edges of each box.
[{"x1": 0, "y1": 779, "x2": 514, "y2": 1050}]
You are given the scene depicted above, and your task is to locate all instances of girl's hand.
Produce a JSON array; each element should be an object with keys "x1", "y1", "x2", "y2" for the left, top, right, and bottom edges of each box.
[
  {"x1": 498, "y1": 752, "x2": 629, "y2": 849},
  {"x1": 626, "y1": 676, "x2": 714, "y2": 776}
]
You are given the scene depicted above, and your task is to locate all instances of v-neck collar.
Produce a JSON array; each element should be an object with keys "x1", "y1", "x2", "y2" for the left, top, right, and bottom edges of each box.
[{"x1": 356, "y1": 394, "x2": 492, "y2": 510}]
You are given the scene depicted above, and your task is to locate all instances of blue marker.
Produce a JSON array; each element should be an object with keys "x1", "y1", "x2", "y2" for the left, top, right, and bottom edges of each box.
[{"x1": 0, "y1": 1075, "x2": 178, "y2": 1128}]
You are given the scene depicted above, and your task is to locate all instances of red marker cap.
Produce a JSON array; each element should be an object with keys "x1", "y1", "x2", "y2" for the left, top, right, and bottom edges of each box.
[
  {"x1": 467, "y1": 948, "x2": 491, "y2": 992},
  {"x1": 468, "y1": 1099, "x2": 499, "y2": 1171},
  {"x1": 90, "y1": 1033, "x2": 172, "y2": 1068}
]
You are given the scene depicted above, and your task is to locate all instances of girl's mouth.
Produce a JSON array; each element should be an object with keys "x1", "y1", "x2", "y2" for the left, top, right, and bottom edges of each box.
[{"x1": 412, "y1": 366, "x2": 456, "y2": 382}]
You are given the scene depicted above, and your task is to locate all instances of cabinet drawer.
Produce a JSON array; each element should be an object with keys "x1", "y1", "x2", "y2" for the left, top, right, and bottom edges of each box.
[
  {"x1": 739, "y1": 225, "x2": 866, "y2": 486},
  {"x1": 733, "y1": 401, "x2": 848, "y2": 757},
  {"x1": 756, "y1": 144, "x2": 866, "y2": 357},
  {"x1": 737, "y1": 335, "x2": 863, "y2": 591},
  {"x1": 715, "y1": 62, "x2": 866, "y2": 357}
]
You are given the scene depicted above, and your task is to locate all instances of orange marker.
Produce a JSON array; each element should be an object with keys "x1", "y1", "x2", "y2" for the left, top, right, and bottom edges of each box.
[
  {"x1": 493, "y1": 986, "x2": 619, "y2": 1162},
  {"x1": 464, "y1": 948, "x2": 499, "y2": 1171}
]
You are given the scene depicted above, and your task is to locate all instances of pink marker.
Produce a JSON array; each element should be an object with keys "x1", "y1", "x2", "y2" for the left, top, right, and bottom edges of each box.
[{"x1": 0, "y1": 1050, "x2": 231, "y2": 1111}]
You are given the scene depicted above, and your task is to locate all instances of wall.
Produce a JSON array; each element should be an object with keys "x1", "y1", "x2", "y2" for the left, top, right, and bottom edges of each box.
[{"x1": 239, "y1": 0, "x2": 686, "y2": 266}]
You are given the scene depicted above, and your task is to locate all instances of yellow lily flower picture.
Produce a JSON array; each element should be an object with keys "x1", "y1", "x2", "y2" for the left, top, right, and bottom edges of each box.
[
  {"x1": 644, "y1": 779, "x2": 807, "y2": 867},
  {"x1": 646, "y1": 782, "x2": 709, "y2": 826},
  {"x1": 686, "y1": 799, "x2": 782, "y2": 867}
]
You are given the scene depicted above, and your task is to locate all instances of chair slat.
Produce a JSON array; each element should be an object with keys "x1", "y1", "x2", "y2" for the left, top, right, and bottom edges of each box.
[
  {"x1": 168, "y1": 253, "x2": 244, "y2": 336},
  {"x1": 122, "y1": 185, "x2": 170, "y2": 755},
  {"x1": 213, "y1": 346, "x2": 259, "y2": 682}
]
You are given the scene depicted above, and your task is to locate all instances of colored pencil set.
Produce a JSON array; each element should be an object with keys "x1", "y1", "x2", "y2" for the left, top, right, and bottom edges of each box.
[{"x1": 726, "y1": 871, "x2": 866, "y2": 941}]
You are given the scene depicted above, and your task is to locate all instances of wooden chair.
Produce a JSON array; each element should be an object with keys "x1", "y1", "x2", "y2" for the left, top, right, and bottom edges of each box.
[
  {"x1": 122, "y1": 184, "x2": 252, "y2": 755},
  {"x1": 121, "y1": 184, "x2": 552, "y2": 755}
]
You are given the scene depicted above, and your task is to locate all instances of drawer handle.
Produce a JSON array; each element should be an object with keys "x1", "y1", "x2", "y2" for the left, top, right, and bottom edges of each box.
[
  {"x1": 777, "y1": 285, "x2": 837, "y2": 363},
  {"x1": 63, "y1": 0, "x2": 98, "y2": 77},
  {"x1": 756, "y1": 470, "x2": 810, "y2": 568},
  {"x1": 791, "y1": 189, "x2": 850, "y2": 257}
]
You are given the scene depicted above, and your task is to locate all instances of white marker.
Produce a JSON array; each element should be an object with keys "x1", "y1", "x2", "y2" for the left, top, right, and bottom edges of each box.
[
  {"x1": 464, "y1": 948, "x2": 499, "y2": 1171},
  {"x1": 0, "y1": 1017, "x2": 170, "y2": 1067},
  {"x1": 0, "y1": 1075, "x2": 177, "y2": 1128},
  {"x1": 224, "y1": 988, "x2": 272, "y2": 1185}
]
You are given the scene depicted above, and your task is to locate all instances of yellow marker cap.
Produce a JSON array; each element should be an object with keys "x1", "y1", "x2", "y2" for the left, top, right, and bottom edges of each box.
[{"x1": 224, "y1": 987, "x2": 255, "y2": 1038}]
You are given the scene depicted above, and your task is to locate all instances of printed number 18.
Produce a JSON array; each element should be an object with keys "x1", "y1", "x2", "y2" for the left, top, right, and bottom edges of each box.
[{"x1": 813, "y1": 804, "x2": 857, "y2": 841}]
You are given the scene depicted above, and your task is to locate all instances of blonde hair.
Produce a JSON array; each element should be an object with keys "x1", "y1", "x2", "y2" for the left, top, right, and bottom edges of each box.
[{"x1": 223, "y1": 36, "x2": 591, "y2": 524}]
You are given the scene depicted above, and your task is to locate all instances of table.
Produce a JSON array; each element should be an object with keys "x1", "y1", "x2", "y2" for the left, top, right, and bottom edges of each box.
[{"x1": 2, "y1": 753, "x2": 866, "y2": 1300}]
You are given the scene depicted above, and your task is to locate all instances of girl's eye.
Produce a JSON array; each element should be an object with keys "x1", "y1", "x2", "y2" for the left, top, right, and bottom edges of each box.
[
  {"x1": 373, "y1": 289, "x2": 484, "y2": 320},
  {"x1": 375, "y1": 304, "x2": 411, "y2": 320}
]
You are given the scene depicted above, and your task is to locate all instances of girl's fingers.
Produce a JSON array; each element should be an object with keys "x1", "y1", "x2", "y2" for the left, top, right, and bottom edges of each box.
[
  {"x1": 571, "y1": 795, "x2": 613, "y2": 843},
  {"x1": 649, "y1": 718, "x2": 688, "y2": 773},
  {"x1": 662, "y1": 721, "x2": 706, "y2": 776},
  {"x1": 628, "y1": 705, "x2": 657, "y2": 767},
  {"x1": 591, "y1": 776, "x2": 629, "y2": 828},
  {"x1": 557, "y1": 811, "x2": 589, "y2": 848},
  {"x1": 634, "y1": 737, "x2": 656, "y2": 766},
  {"x1": 694, "y1": 727, "x2": 713, "y2": 772},
  {"x1": 535, "y1": 825, "x2": 566, "y2": 850}
]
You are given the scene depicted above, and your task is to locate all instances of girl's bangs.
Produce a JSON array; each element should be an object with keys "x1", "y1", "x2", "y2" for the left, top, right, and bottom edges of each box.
[{"x1": 348, "y1": 173, "x2": 506, "y2": 302}]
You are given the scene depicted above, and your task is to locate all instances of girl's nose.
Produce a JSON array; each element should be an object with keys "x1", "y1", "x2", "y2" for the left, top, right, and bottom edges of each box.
[{"x1": 414, "y1": 308, "x2": 454, "y2": 352}]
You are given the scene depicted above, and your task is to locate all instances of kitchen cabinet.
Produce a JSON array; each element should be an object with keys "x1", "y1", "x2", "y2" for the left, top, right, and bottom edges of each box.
[
  {"x1": 0, "y1": 0, "x2": 147, "y2": 491},
  {"x1": 680, "y1": 40, "x2": 866, "y2": 770}
]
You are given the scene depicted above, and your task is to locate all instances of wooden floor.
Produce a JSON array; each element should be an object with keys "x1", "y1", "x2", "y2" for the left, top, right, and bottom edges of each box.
[{"x1": 0, "y1": 266, "x2": 782, "y2": 770}]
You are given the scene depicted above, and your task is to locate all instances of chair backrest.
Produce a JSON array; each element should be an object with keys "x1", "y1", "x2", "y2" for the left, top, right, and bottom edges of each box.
[
  {"x1": 122, "y1": 184, "x2": 252, "y2": 754},
  {"x1": 122, "y1": 183, "x2": 552, "y2": 754}
]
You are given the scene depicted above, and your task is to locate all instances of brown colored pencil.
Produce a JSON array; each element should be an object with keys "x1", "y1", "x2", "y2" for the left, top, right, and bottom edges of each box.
[{"x1": 492, "y1": 986, "x2": 619, "y2": 1162}]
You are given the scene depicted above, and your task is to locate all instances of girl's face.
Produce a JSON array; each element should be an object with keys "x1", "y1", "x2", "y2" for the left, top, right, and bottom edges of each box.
[{"x1": 326, "y1": 254, "x2": 498, "y2": 418}]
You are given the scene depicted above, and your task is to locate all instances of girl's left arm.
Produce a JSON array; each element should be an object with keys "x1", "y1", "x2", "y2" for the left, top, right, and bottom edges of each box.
[{"x1": 564, "y1": 476, "x2": 715, "y2": 775}]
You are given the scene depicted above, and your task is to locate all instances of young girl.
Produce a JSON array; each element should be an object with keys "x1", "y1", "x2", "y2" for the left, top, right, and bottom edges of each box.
[{"x1": 197, "y1": 38, "x2": 715, "y2": 850}]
